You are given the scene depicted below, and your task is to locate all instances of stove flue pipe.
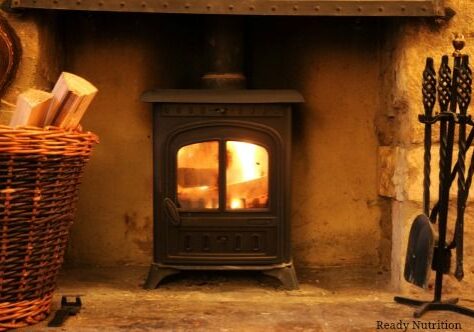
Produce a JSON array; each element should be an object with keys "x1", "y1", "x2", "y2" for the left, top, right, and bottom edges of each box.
[{"x1": 201, "y1": 16, "x2": 246, "y2": 89}]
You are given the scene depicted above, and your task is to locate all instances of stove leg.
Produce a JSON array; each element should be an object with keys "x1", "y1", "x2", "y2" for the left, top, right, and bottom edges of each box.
[
  {"x1": 143, "y1": 264, "x2": 180, "y2": 289},
  {"x1": 263, "y1": 264, "x2": 299, "y2": 290}
]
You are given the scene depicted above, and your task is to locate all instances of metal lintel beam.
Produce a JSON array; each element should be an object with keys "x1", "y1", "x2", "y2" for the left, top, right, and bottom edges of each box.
[{"x1": 11, "y1": 0, "x2": 445, "y2": 17}]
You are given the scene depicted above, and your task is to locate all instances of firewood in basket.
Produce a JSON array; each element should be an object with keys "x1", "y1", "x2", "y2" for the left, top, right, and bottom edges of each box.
[
  {"x1": 44, "y1": 72, "x2": 98, "y2": 129},
  {"x1": 9, "y1": 89, "x2": 53, "y2": 127}
]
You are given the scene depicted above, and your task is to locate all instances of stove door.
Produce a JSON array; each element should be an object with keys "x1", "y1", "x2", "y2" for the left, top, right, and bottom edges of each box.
[{"x1": 158, "y1": 122, "x2": 284, "y2": 265}]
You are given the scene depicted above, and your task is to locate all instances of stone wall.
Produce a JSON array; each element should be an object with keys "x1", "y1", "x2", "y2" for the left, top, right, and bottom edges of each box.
[
  {"x1": 0, "y1": 12, "x2": 60, "y2": 124},
  {"x1": 378, "y1": 0, "x2": 474, "y2": 292}
]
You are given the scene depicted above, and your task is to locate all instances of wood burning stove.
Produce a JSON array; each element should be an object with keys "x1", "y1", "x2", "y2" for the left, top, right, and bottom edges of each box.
[
  {"x1": 141, "y1": 16, "x2": 303, "y2": 289},
  {"x1": 142, "y1": 89, "x2": 303, "y2": 289}
]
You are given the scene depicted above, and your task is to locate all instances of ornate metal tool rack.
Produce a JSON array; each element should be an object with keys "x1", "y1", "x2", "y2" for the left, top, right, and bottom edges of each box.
[
  {"x1": 395, "y1": 36, "x2": 474, "y2": 318},
  {"x1": 11, "y1": 0, "x2": 444, "y2": 17}
]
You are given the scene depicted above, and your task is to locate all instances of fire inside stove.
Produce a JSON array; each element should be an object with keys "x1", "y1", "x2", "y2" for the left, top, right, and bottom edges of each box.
[{"x1": 177, "y1": 141, "x2": 269, "y2": 210}]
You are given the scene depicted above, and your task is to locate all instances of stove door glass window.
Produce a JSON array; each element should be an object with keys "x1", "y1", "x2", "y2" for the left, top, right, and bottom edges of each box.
[
  {"x1": 226, "y1": 141, "x2": 269, "y2": 210},
  {"x1": 177, "y1": 141, "x2": 219, "y2": 209}
]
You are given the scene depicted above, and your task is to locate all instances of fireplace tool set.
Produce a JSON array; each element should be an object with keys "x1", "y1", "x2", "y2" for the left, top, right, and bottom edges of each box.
[{"x1": 394, "y1": 35, "x2": 474, "y2": 318}]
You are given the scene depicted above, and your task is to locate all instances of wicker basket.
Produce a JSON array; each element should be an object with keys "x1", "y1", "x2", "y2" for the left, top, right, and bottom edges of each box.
[{"x1": 0, "y1": 125, "x2": 98, "y2": 330}]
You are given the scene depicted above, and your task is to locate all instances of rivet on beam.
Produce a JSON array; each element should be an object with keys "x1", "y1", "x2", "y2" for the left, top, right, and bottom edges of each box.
[
  {"x1": 98, "y1": 1, "x2": 104, "y2": 6},
  {"x1": 76, "y1": 0, "x2": 81, "y2": 5},
  {"x1": 120, "y1": 2, "x2": 125, "y2": 7},
  {"x1": 421, "y1": 6, "x2": 427, "y2": 12},
  {"x1": 141, "y1": 2, "x2": 146, "y2": 8},
  {"x1": 400, "y1": 6, "x2": 406, "y2": 12},
  {"x1": 293, "y1": 5, "x2": 298, "y2": 11},
  {"x1": 162, "y1": 2, "x2": 168, "y2": 8},
  {"x1": 357, "y1": 6, "x2": 362, "y2": 12},
  {"x1": 206, "y1": 4, "x2": 211, "y2": 10},
  {"x1": 53, "y1": 0, "x2": 58, "y2": 5},
  {"x1": 378, "y1": 7, "x2": 384, "y2": 12},
  {"x1": 314, "y1": 6, "x2": 320, "y2": 11},
  {"x1": 436, "y1": 8, "x2": 445, "y2": 16},
  {"x1": 336, "y1": 6, "x2": 341, "y2": 12},
  {"x1": 228, "y1": 5, "x2": 234, "y2": 10},
  {"x1": 271, "y1": 6, "x2": 276, "y2": 11},
  {"x1": 249, "y1": 5, "x2": 255, "y2": 11},
  {"x1": 184, "y1": 3, "x2": 190, "y2": 9}
]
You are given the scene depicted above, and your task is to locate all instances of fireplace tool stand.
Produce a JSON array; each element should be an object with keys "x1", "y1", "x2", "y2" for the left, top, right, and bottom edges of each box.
[{"x1": 394, "y1": 36, "x2": 474, "y2": 318}]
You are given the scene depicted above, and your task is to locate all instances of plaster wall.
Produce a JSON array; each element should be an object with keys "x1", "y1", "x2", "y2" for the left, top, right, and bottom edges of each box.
[
  {"x1": 57, "y1": 14, "x2": 389, "y2": 268},
  {"x1": 62, "y1": 14, "x2": 205, "y2": 265},
  {"x1": 249, "y1": 18, "x2": 389, "y2": 268}
]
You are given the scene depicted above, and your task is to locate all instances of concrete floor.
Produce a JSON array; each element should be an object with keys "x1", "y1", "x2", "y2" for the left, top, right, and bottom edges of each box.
[{"x1": 19, "y1": 266, "x2": 474, "y2": 331}]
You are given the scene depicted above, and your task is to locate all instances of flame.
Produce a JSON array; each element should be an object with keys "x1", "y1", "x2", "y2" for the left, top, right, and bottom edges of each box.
[
  {"x1": 228, "y1": 142, "x2": 258, "y2": 183},
  {"x1": 227, "y1": 141, "x2": 268, "y2": 209}
]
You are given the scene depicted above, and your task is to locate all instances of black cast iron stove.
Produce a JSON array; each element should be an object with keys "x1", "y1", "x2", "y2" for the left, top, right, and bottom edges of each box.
[{"x1": 142, "y1": 18, "x2": 303, "y2": 289}]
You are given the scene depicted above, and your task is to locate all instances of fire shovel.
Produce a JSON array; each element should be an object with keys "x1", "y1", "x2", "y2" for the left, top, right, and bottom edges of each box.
[{"x1": 402, "y1": 57, "x2": 437, "y2": 288}]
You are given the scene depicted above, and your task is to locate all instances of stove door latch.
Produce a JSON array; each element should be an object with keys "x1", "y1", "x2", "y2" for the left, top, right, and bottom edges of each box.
[{"x1": 164, "y1": 198, "x2": 181, "y2": 226}]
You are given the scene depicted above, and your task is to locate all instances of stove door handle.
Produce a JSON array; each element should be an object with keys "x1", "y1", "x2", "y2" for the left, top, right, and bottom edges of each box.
[{"x1": 163, "y1": 198, "x2": 181, "y2": 226}]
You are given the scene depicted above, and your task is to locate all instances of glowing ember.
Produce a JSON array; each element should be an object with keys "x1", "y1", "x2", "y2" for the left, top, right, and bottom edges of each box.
[{"x1": 230, "y1": 198, "x2": 245, "y2": 209}]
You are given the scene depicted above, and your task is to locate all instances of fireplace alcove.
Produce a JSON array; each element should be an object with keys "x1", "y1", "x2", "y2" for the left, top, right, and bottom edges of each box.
[
  {"x1": 4, "y1": 0, "x2": 474, "y2": 328},
  {"x1": 7, "y1": 1, "x2": 442, "y2": 290}
]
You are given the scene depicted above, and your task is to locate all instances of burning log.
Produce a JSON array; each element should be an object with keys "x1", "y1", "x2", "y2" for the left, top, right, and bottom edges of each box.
[
  {"x1": 177, "y1": 175, "x2": 268, "y2": 209},
  {"x1": 227, "y1": 176, "x2": 268, "y2": 209}
]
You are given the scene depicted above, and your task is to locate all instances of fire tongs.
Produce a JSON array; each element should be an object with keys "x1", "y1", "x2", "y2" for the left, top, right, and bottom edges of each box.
[{"x1": 394, "y1": 35, "x2": 474, "y2": 318}]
